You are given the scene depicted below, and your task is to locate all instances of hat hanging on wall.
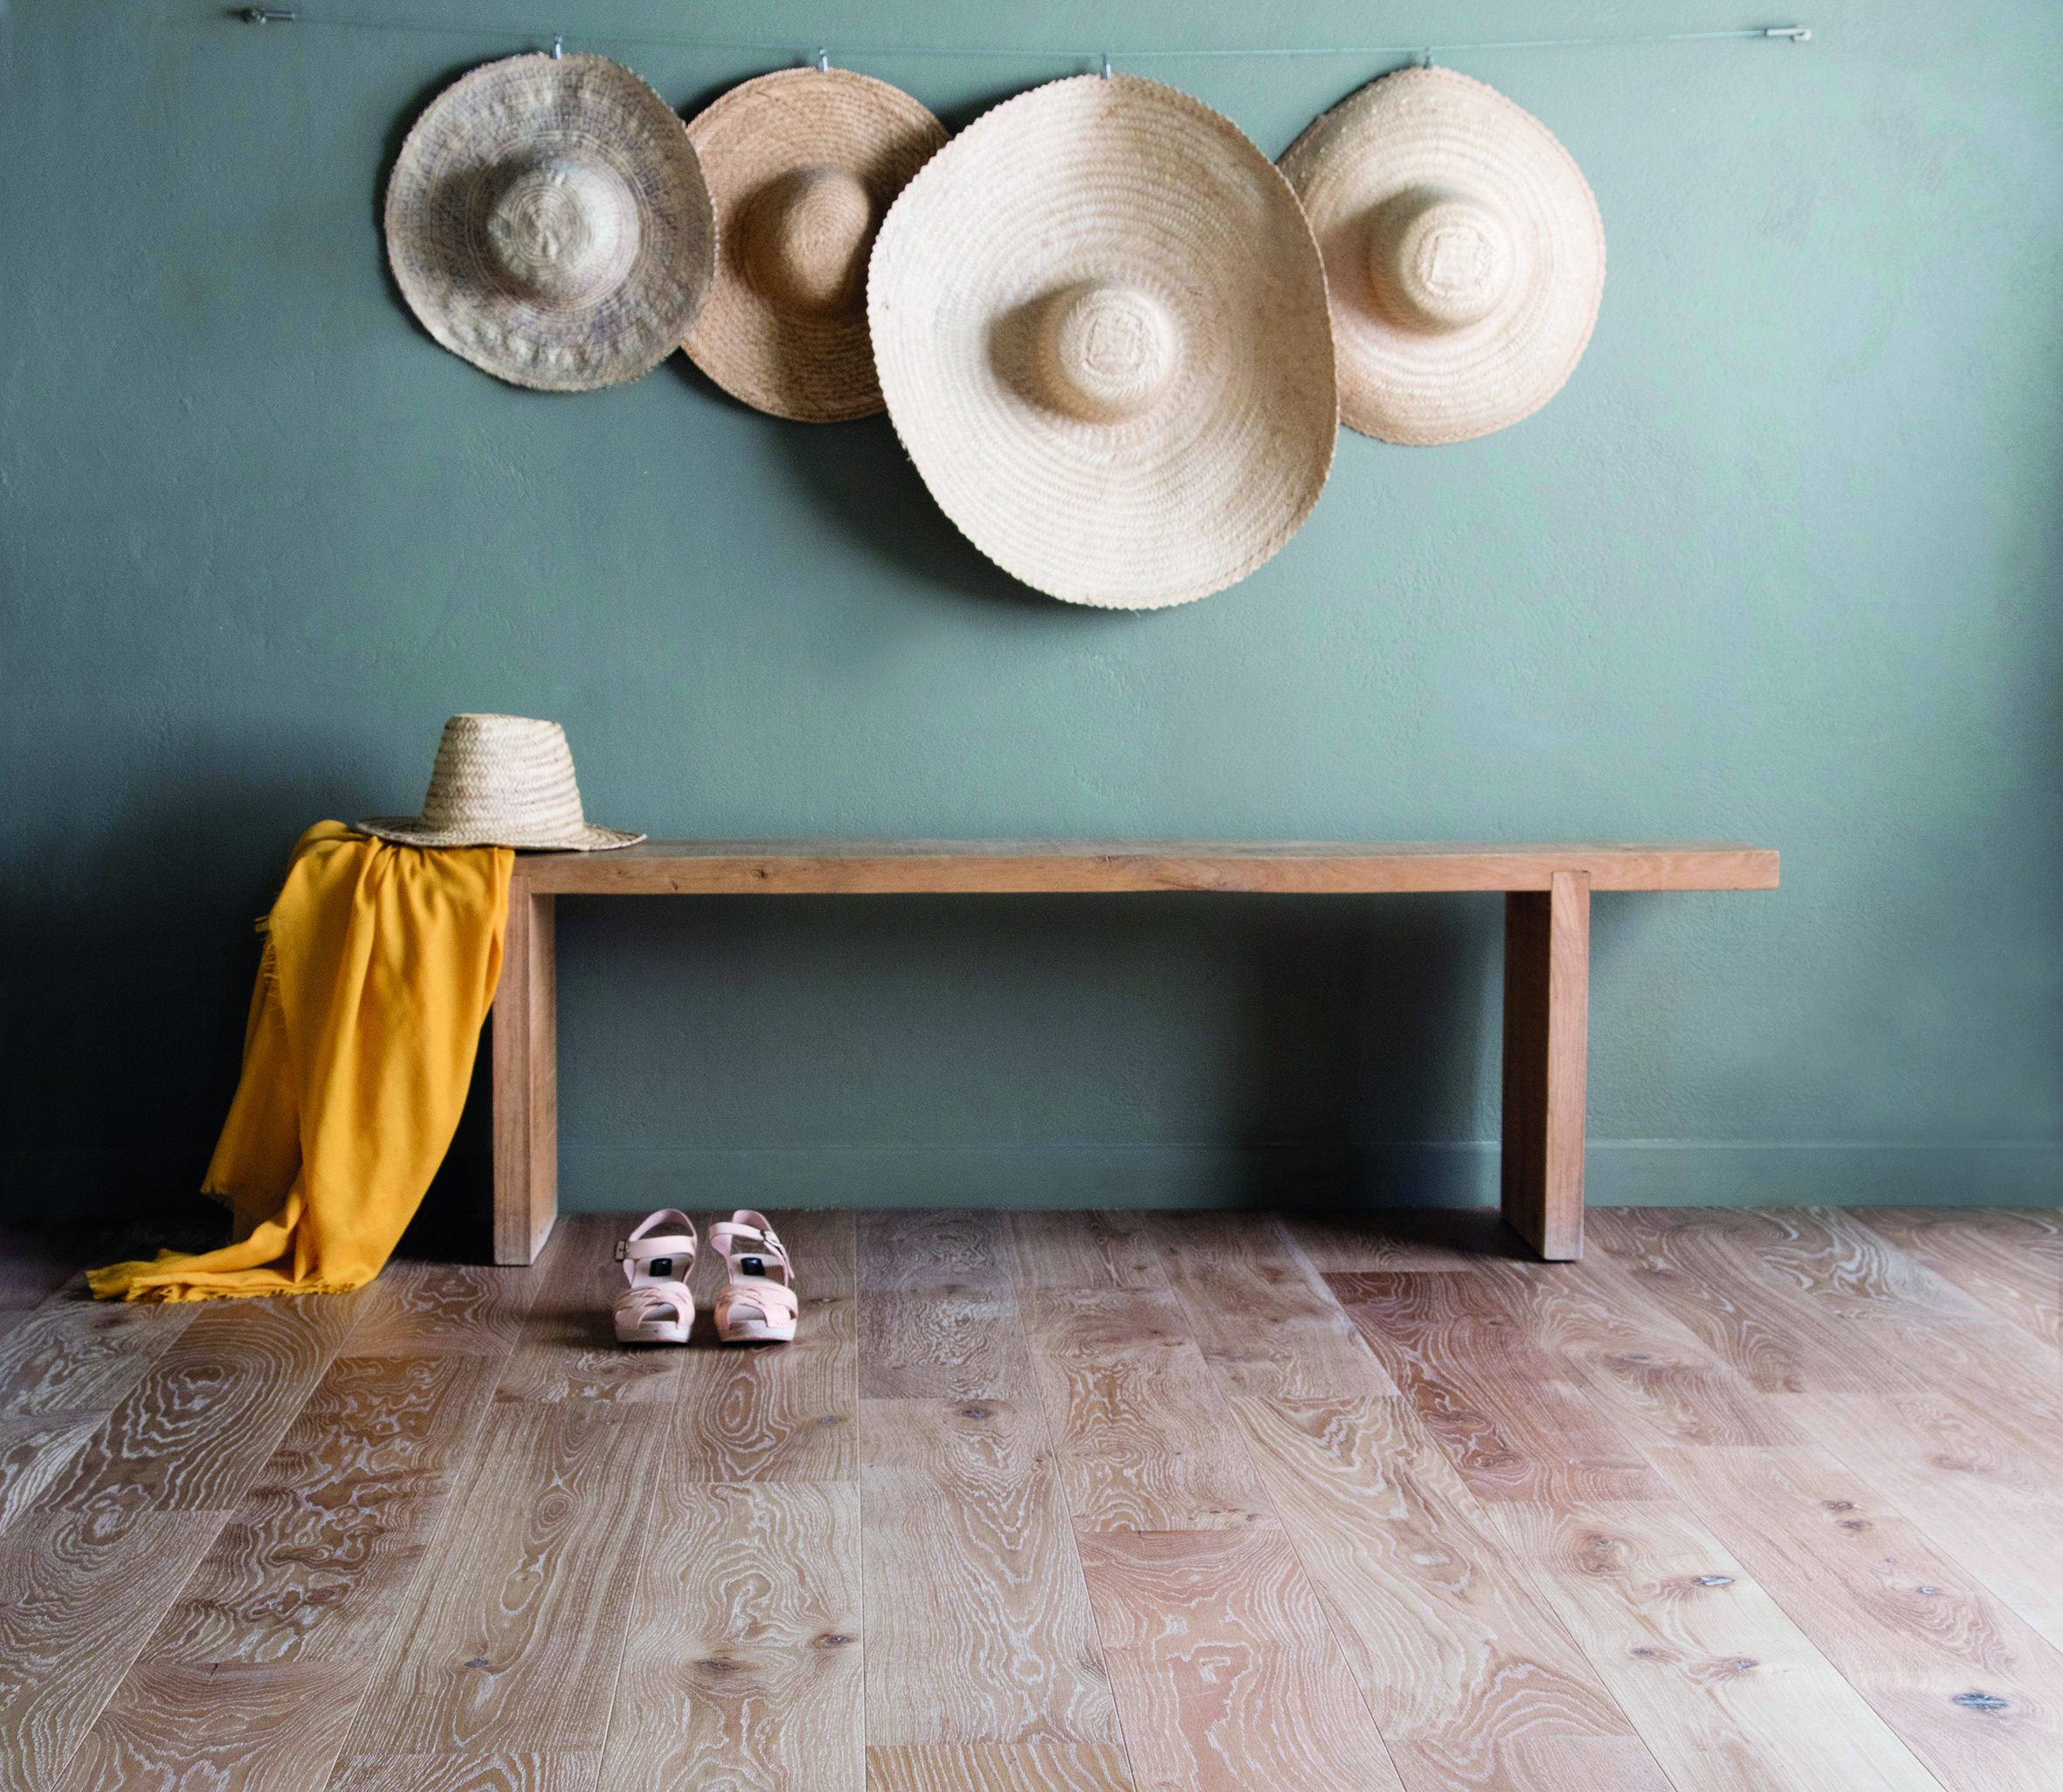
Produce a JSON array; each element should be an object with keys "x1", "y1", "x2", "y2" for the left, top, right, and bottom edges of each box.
[
  {"x1": 868, "y1": 75, "x2": 1337, "y2": 610},
  {"x1": 358, "y1": 713, "x2": 644, "y2": 851},
  {"x1": 384, "y1": 53, "x2": 716, "y2": 392},
  {"x1": 1280, "y1": 66, "x2": 1604, "y2": 445},
  {"x1": 684, "y1": 66, "x2": 947, "y2": 422}
]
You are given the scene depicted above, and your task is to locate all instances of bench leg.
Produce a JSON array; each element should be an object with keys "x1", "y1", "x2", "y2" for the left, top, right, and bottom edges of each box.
[
  {"x1": 1501, "y1": 871, "x2": 1589, "y2": 1260},
  {"x1": 493, "y1": 888, "x2": 558, "y2": 1265}
]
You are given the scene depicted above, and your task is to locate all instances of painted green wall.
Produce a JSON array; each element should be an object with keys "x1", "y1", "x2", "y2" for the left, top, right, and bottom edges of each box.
[{"x1": 5, "y1": 1, "x2": 2061, "y2": 1220}]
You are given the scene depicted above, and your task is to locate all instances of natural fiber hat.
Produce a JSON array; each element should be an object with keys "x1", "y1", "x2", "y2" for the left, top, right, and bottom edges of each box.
[
  {"x1": 685, "y1": 68, "x2": 947, "y2": 422},
  {"x1": 1280, "y1": 66, "x2": 1604, "y2": 445},
  {"x1": 359, "y1": 714, "x2": 643, "y2": 851},
  {"x1": 868, "y1": 75, "x2": 1336, "y2": 610},
  {"x1": 384, "y1": 53, "x2": 716, "y2": 392}
]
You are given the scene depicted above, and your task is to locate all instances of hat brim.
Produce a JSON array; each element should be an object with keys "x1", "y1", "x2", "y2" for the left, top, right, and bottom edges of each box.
[
  {"x1": 1280, "y1": 67, "x2": 1604, "y2": 445},
  {"x1": 355, "y1": 818, "x2": 645, "y2": 852},
  {"x1": 868, "y1": 75, "x2": 1336, "y2": 610},
  {"x1": 685, "y1": 68, "x2": 946, "y2": 422},
  {"x1": 384, "y1": 53, "x2": 717, "y2": 393}
]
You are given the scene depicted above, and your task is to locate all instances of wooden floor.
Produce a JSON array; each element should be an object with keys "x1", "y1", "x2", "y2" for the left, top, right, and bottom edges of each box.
[{"x1": 1, "y1": 1206, "x2": 2059, "y2": 1792}]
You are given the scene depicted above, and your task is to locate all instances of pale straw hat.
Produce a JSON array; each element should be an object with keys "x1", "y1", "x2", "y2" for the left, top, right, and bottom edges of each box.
[
  {"x1": 1280, "y1": 66, "x2": 1604, "y2": 445},
  {"x1": 868, "y1": 75, "x2": 1337, "y2": 610},
  {"x1": 685, "y1": 67, "x2": 947, "y2": 422},
  {"x1": 384, "y1": 53, "x2": 717, "y2": 392},
  {"x1": 358, "y1": 714, "x2": 643, "y2": 851}
]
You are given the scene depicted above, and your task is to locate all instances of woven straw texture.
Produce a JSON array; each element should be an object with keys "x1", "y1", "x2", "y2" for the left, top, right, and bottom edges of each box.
[
  {"x1": 685, "y1": 68, "x2": 946, "y2": 422},
  {"x1": 1280, "y1": 66, "x2": 1604, "y2": 445},
  {"x1": 868, "y1": 75, "x2": 1336, "y2": 610},
  {"x1": 385, "y1": 53, "x2": 716, "y2": 392},
  {"x1": 359, "y1": 714, "x2": 643, "y2": 851}
]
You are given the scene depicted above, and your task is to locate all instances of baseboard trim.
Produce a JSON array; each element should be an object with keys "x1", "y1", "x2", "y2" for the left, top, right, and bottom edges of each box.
[
  {"x1": 554, "y1": 1140, "x2": 2063, "y2": 1212},
  {"x1": 5, "y1": 1140, "x2": 2056, "y2": 1224}
]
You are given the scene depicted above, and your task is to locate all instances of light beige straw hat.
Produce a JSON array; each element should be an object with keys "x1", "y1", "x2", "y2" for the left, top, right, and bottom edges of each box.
[
  {"x1": 1280, "y1": 66, "x2": 1604, "y2": 445},
  {"x1": 359, "y1": 714, "x2": 643, "y2": 851},
  {"x1": 868, "y1": 74, "x2": 1336, "y2": 610},
  {"x1": 384, "y1": 53, "x2": 716, "y2": 392},
  {"x1": 685, "y1": 67, "x2": 947, "y2": 422}
]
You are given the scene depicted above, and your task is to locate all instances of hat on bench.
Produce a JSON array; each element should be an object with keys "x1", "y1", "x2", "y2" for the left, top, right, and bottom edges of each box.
[{"x1": 358, "y1": 713, "x2": 644, "y2": 851}]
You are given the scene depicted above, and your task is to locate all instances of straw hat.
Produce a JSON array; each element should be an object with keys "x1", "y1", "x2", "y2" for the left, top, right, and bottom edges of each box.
[
  {"x1": 384, "y1": 53, "x2": 716, "y2": 392},
  {"x1": 868, "y1": 75, "x2": 1336, "y2": 610},
  {"x1": 1280, "y1": 66, "x2": 1604, "y2": 445},
  {"x1": 359, "y1": 714, "x2": 643, "y2": 851},
  {"x1": 684, "y1": 68, "x2": 947, "y2": 422}
]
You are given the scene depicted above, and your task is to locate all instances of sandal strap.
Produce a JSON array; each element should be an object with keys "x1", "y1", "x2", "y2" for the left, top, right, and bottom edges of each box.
[
  {"x1": 715, "y1": 1277, "x2": 799, "y2": 1323},
  {"x1": 615, "y1": 1281, "x2": 692, "y2": 1324},
  {"x1": 618, "y1": 1210, "x2": 697, "y2": 1281}
]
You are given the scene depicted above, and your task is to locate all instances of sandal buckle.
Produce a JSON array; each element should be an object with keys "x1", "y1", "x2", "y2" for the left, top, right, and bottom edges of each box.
[{"x1": 614, "y1": 1241, "x2": 628, "y2": 1262}]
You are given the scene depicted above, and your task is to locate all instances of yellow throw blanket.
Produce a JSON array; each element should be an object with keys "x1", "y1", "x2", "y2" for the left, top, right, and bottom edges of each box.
[{"x1": 90, "y1": 822, "x2": 513, "y2": 1301}]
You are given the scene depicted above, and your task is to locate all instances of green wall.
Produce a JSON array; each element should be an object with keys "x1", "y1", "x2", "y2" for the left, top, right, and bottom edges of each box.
[{"x1": 5, "y1": 1, "x2": 2061, "y2": 1221}]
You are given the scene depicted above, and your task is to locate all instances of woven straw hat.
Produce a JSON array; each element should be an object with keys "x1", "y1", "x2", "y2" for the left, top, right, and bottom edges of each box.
[
  {"x1": 1280, "y1": 67, "x2": 1604, "y2": 445},
  {"x1": 384, "y1": 53, "x2": 716, "y2": 392},
  {"x1": 359, "y1": 714, "x2": 643, "y2": 851},
  {"x1": 868, "y1": 75, "x2": 1336, "y2": 610},
  {"x1": 685, "y1": 68, "x2": 947, "y2": 422}
]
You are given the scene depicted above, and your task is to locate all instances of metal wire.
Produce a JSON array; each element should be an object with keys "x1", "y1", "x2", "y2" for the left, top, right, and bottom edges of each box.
[{"x1": 236, "y1": 12, "x2": 1813, "y2": 61}]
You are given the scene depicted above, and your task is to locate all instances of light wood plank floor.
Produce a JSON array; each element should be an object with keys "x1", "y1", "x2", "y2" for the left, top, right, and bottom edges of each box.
[{"x1": 2, "y1": 1205, "x2": 2058, "y2": 1792}]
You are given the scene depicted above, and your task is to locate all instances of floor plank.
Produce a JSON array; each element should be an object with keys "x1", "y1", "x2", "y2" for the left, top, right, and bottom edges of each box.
[
  {"x1": 997, "y1": 1213, "x2": 1167, "y2": 1294},
  {"x1": 1285, "y1": 1208, "x2": 1538, "y2": 1273},
  {"x1": 859, "y1": 1210, "x2": 1010, "y2": 1292},
  {"x1": 0, "y1": 1411, "x2": 101, "y2": 1534},
  {"x1": 0, "y1": 1280, "x2": 198, "y2": 1417},
  {"x1": 338, "y1": 1404, "x2": 662, "y2": 1759},
  {"x1": 1075, "y1": 1526, "x2": 1408, "y2": 1792},
  {"x1": 860, "y1": 1289, "x2": 1033, "y2": 1402},
  {"x1": 1645, "y1": 1442, "x2": 2063, "y2": 1792},
  {"x1": 866, "y1": 1743, "x2": 1135, "y2": 1792},
  {"x1": 0, "y1": 1505, "x2": 229, "y2": 1791},
  {"x1": 140, "y1": 1349, "x2": 506, "y2": 1664},
  {"x1": 601, "y1": 1482, "x2": 862, "y2": 1792},
  {"x1": 1852, "y1": 1209, "x2": 2063, "y2": 1352},
  {"x1": 1018, "y1": 1287, "x2": 1275, "y2": 1533},
  {"x1": 1328, "y1": 1272, "x2": 1669, "y2": 1504},
  {"x1": 1589, "y1": 1210, "x2": 2063, "y2": 1646},
  {"x1": 56, "y1": 1659, "x2": 369, "y2": 1792},
  {"x1": 1229, "y1": 1395, "x2": 1670, "y2": 1792},
  {"x1": 1487, "y1": 1499, "x2": 1949, "y2": 1792},
  {"x1": 1147, "y1": 1212, "x2": 1400, "y2": 1400},
  {"x1": 41, "y1": 1289, "x2": 371, "y2": 1513},
  {"x1": 328, "y1": 1751, "x2": 599, "y2": 1791},
  {"x1": 863, "y1": 1397, "x2": 1115, "y2": 1745}
]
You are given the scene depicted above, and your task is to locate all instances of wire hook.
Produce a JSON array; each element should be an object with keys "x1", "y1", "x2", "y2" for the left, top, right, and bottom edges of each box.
[
  {"x1": 817, "y1": 45, "x2": 830, "y2": 72},
  {"x1": 1421, "y1": 46, "x2": 1435, "y2": 69},
  {"x1": 1100, "y1": 52, "x2": 1113, "y2": 78},
  {"x1": 551, "y1": 32, "x2": 563, "y2": 58}
]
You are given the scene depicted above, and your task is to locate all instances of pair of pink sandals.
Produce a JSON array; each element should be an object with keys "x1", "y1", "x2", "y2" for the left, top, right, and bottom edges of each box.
[{"x1": 613, "y1": 1209, "x2": 799, "y2": 1346}]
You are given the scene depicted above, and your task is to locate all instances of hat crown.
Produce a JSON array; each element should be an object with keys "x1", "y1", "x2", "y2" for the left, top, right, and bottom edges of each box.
[
  {"x1": 486, "y1": 158, "x2": 642, "y2": 303},
  {"x1": 1037, "y1": 280, "x2": 1179, "y2": 424},
  {"x1": 743, "y1": 165, "x2": 876, "y2": 317},
  {"x1": 1368, "y1": 186, "x2": 1514, "y2": 334},
  {"x1": 418, "y1": 714, "x2": 590, "y2": 836}
]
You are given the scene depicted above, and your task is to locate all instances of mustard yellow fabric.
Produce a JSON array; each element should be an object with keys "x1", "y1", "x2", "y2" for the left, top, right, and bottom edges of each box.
[{"x1": 90, "y1": 822, "x2": 512, "y2": 1301}]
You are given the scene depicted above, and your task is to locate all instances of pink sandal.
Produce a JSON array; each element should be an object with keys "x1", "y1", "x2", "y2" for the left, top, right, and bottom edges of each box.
[
  {"x1": 708, "y1": 1210, "x2": 799, "y2": 1344},
  {"x1": 614, "y1": 1210, "x2": 697, "y2": 1344}
]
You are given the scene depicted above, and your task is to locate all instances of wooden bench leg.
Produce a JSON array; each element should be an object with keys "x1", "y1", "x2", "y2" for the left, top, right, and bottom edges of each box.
[
  {"x1": 493, "y1": 887, "x2": 558, "y2": 1265},
  {"x1": 1501, "y1": 871, "x2": 1589, "y2": 1260}
]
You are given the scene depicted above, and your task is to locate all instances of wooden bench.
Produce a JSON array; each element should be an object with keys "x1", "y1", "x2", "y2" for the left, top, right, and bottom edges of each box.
[{"x1": 491, "y1": 841, "x2": 1778, "y2": 1265}]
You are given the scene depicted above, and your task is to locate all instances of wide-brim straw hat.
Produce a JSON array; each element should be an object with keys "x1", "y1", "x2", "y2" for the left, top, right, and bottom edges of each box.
[
  {"x1": 385, "y1": 53, "x2": 717, "y2": 392},
  {"x1": 868, "y1": 74, "x2": 1336, "y2": 610},
  {"x1": 359, "y1": 714, "x2": 644, "y2": 851},
  {"x1": 1280, "y1": 66, "x2": 1604, "y2": 445},
  {"x1": 685, "y1": 67, "x2": 947, "y2": 422}
]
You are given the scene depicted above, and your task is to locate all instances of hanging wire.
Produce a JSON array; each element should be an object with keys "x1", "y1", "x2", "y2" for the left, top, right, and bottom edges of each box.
[{"x1": 235, "y1": 13, "x2": 1812, "y2": 59}]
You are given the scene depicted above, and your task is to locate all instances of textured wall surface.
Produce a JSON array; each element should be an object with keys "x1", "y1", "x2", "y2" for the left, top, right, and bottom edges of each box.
[{"x1": 4, "y1": 1, "x2": 2060, "y2": 1219}]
